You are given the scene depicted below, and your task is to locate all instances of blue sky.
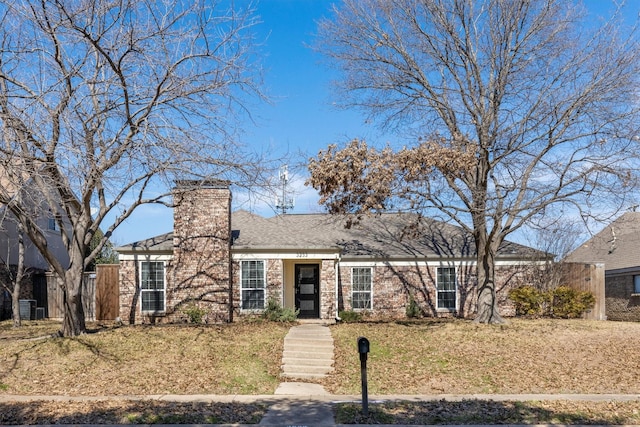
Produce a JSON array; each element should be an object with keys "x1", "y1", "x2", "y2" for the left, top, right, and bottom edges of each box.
[
  {"x1": 112, "y1": 0, "x2": 374, "y2": 245},
  {"x1": 110, "y1": 0, "x2": 636, "y2": 246}
]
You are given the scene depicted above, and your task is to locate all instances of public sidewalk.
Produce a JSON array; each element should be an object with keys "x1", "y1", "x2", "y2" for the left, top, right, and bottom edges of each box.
[{"x1": 2, "y1": 385, "x2": 640, "y2": 427}]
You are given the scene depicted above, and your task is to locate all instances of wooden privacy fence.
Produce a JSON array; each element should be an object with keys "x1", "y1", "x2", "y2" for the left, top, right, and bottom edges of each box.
[
  {"x1": 560, "y1": 262, "x2": 606, "y2": 320},
  {"x1": 46, "y1": 264, "x2": 119, "y2": 321}
]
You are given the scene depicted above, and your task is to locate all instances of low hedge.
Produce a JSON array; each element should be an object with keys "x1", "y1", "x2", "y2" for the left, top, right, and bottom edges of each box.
[{"x1": 509, "y1": 285, "x2": 595, "y2": 318}]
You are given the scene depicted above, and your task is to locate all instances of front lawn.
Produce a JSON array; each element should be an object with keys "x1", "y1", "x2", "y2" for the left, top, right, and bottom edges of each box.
[
  {"x1": 0, "y1": 320, "x2": 289, "y2": 395},
  {"x1": 2, "y1": 318, "x2": 640, "y2": 425},
  {"x1": 324, "y1": 318, "x2": 640, "y2": 395}
]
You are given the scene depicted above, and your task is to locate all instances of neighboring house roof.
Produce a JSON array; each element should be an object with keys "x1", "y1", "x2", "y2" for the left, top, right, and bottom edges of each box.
[
  {"x1": 565, "y1": 212, "x2": 640, "y2": 274},
  {"x1": 117, "y1": 232, "x2": 174, "y2": 253},
  {"x1": 118, "y1": 210, "x2": 544, "y2": 260}
]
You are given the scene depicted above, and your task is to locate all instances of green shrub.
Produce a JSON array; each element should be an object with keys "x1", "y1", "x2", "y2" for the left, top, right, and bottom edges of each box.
[
  {"x1": 339, "y1": 309, "x2": 363, "y2": 323},
  {"x1": 508, "y1": 285, "x2": 546, "y2": 316},
  {"x1": 263, "y1": 298, "x2": 299, "y2": 322},
  {"x1": 509, "y1": 285, "x2": 595, "y2": 319},
  {"x1": 405, "y1": 294, "x2": 422, "y2": 318},
  {"x1": 549, "y1": 286, "x2": 596, "y2": 319},
  {"x1": 183, "y1": 304, "x2": 207, "y2": 324}
]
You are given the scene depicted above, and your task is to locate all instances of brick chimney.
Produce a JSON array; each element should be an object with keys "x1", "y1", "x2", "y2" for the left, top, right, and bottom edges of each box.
[{"x1": 171, "y1": 180, "x2": 233, "y2": 322}]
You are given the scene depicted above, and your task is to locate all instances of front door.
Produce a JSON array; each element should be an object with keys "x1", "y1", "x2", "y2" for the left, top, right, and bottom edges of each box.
[{"x1": 295, "y1": 264, "x2": 320, "y2": 318}]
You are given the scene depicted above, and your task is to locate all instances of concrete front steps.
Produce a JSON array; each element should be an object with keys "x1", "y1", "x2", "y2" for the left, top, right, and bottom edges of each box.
[{"x1": 280, "y1": 323, "x2": 334, "y2": 380}]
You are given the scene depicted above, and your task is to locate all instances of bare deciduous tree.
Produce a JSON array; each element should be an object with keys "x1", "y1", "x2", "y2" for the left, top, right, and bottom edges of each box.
[
  {"x1": 0, "y1": 0, "x2": 269, "y2": 336},
  {"x1": 309, "y1": 0, "x2": 640, "y2": 323}
]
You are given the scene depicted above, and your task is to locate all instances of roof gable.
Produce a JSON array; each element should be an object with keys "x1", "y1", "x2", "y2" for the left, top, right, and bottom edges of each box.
[{"x1": 566, "y1": 212, "x2": 640, "y2": 271}]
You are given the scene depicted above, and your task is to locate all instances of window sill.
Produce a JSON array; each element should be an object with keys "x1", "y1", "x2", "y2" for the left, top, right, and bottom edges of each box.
[{"x1": 240, "y1": 308, "x2": 265, "y2": 313}]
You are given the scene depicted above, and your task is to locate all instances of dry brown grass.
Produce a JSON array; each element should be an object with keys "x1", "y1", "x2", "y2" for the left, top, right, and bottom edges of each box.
[
  {"x1": 2, "y1": 317, "x2": 640, "y2": 424},
  {"x1": 324, "y1": 318, "x2": 640, "y2": 395},
  {"x1": 0, "y1": 320, "x2": 289, "y2": 396},
  {"x1": 0, "y1": 399, "x2": 267, "y2": 425},
  {"x1": 327, "y1": 318, "x2": 640, "y2": 425}
]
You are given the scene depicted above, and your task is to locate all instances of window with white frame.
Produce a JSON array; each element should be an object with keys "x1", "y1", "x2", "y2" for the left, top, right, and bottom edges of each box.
[
  {"x1": 352, "y1": 267, "x2": 372, "y2": 310},
  {"x1": 436, "y1": 267, "x2": 456, "y2": 310},
  {"x1": 241, "y1": 260, "x2": 265, "y2": 310},
  {"x1": 141, "y1": 261, "x2": 165, "y2": 312},
  {"x1": 47, "y1": 210, "x2": 59, "y2": 231},
  {"x1": 634, "y1": 275, "x2": 640, "y2": 294}
]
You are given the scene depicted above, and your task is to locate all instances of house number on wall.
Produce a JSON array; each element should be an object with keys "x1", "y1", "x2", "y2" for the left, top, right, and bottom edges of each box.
[{"x1": 296, "y1": 252, "x2": 308, "y2": 258}]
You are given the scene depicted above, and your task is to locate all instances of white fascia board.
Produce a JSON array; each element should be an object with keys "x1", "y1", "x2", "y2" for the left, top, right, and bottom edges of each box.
[
  {"x1": 339, "y1": 258, "x2": 545, "y2": 267},
  {"x1": 338, "y1": 259, "x2": 476, "y2": 268},
  {"x1": 232, "y1": 250, "x2": 341, "y2": 261},
  {"x1": 118, "y1": 252, "x2": 173, "y2": 262},
  {"x1": 495, "y1": 259, "x2": 549, "y2": 266}
]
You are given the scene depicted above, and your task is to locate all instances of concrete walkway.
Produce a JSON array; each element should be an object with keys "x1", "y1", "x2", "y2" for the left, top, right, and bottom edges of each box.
[
  {"x1": 261, "y1": 322, "x2": 336, "y2": 425},
  {"x1": 280, "y1": 323, "x2": 334, "y2": 380}
]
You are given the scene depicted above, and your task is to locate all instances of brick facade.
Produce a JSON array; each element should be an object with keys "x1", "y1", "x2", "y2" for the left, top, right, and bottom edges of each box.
[
  {"x1": 170, "y1": 181, "x2": 232, "y2": 322},
  {"x1": 605, "y1": 274, "x2": 640, "y2": 321},
  {"x1": 333, "y1": 263, "x2": 528, "y2": 320},
  {"x1": 118, "y1": 181, "x2": 545, "y2": 323},
  {"x1": 320, "y1": 260, "x2": 336, "y2": 319},
  {"x1": 119, "y1": 181, "x2": 232, "y2": 324},
  {"x1": 118, "y1": 258, "x2": 137, "y2": 323}
]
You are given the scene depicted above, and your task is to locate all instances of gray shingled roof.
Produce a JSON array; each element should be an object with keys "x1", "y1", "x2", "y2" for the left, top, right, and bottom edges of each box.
[
  {"x1": 565, "y1": 212, "x2": 640, "y2": 272},
  {"x1": 116, "y1": 232, "x2": 173, "y2": 253},
  {"x1": 118, "y1": 210, "x2": 543, "y2": 260}
]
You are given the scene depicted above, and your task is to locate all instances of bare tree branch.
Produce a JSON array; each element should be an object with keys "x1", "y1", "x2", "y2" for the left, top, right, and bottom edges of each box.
[
  {"x1": 0, "y1": 0, "x2": 270, "y2": 336},
  {"x1": 310, "y1": 0, "x2": 640, "y2": 323}
]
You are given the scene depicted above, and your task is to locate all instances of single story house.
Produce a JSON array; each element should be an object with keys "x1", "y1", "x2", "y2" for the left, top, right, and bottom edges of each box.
[
  {"x1": 565, "y1": 212, "x2": 640, "y2": 321},
  {"x1": 116, "y1": 181, "x2": 547, "y2": 324}
]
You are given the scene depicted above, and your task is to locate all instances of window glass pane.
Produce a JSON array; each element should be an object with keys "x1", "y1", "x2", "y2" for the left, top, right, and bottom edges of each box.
[
  {"x1": 299, "y1": 266, "x2": 315, "y2": 279},
  {"x1": 141, "y1": 261, "x2": 164, "y2": 290},
  {"x1": 141, "y1": 261, "x2": 165, "y2": 312},
  {"x1": 142, "y1": 290, "x2": 165, "y2": 311},
  {"x1": 437, "y1": 267, "x2": 456, "y2": 290},
  {"x1": 241, "y1": 261, "x2": 265, "y2": 309},
  {"x1": 352, "y1": 267, "x2": 372, "y2": 309},
  {"x1": 242, "y1": 260, "x2": 265, "y2": 289},
  {"x1": 353, "y1": 291, "x2": 371, "y2": 309},
  {"x1": 437, "y1": 267, "x2": 456, "y2": 309},
  {"x1": 437, "y1": 290, "x2": 455, "y2": 310},
  {"x1": 635, "y1": 275, "x2": 640, "y2": 293},
  {"x1": 242, "y1": 289, "x2": 264, "y2": 310},
  {"x1": 352, "y1": 268, "x2": 371, "y2": 292}
]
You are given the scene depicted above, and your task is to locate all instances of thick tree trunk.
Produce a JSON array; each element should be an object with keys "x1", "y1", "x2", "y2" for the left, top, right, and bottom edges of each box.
[
  {"x1": 60, "y1": 269, "x2": 86, "y2": 337},
  {"x1": 474, "y1": 245, "x2": 505, "y2": 324}
]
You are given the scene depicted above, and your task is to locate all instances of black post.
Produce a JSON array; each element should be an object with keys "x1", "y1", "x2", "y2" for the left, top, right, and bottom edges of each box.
[{"x1": 357, "y1": 337, "x2": 370, "y2": 417}]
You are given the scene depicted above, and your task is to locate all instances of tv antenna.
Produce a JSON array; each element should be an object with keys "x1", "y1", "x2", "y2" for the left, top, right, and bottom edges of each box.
[{"x1": 275, "y1": 165, "x2": 295, "y2": 214}]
